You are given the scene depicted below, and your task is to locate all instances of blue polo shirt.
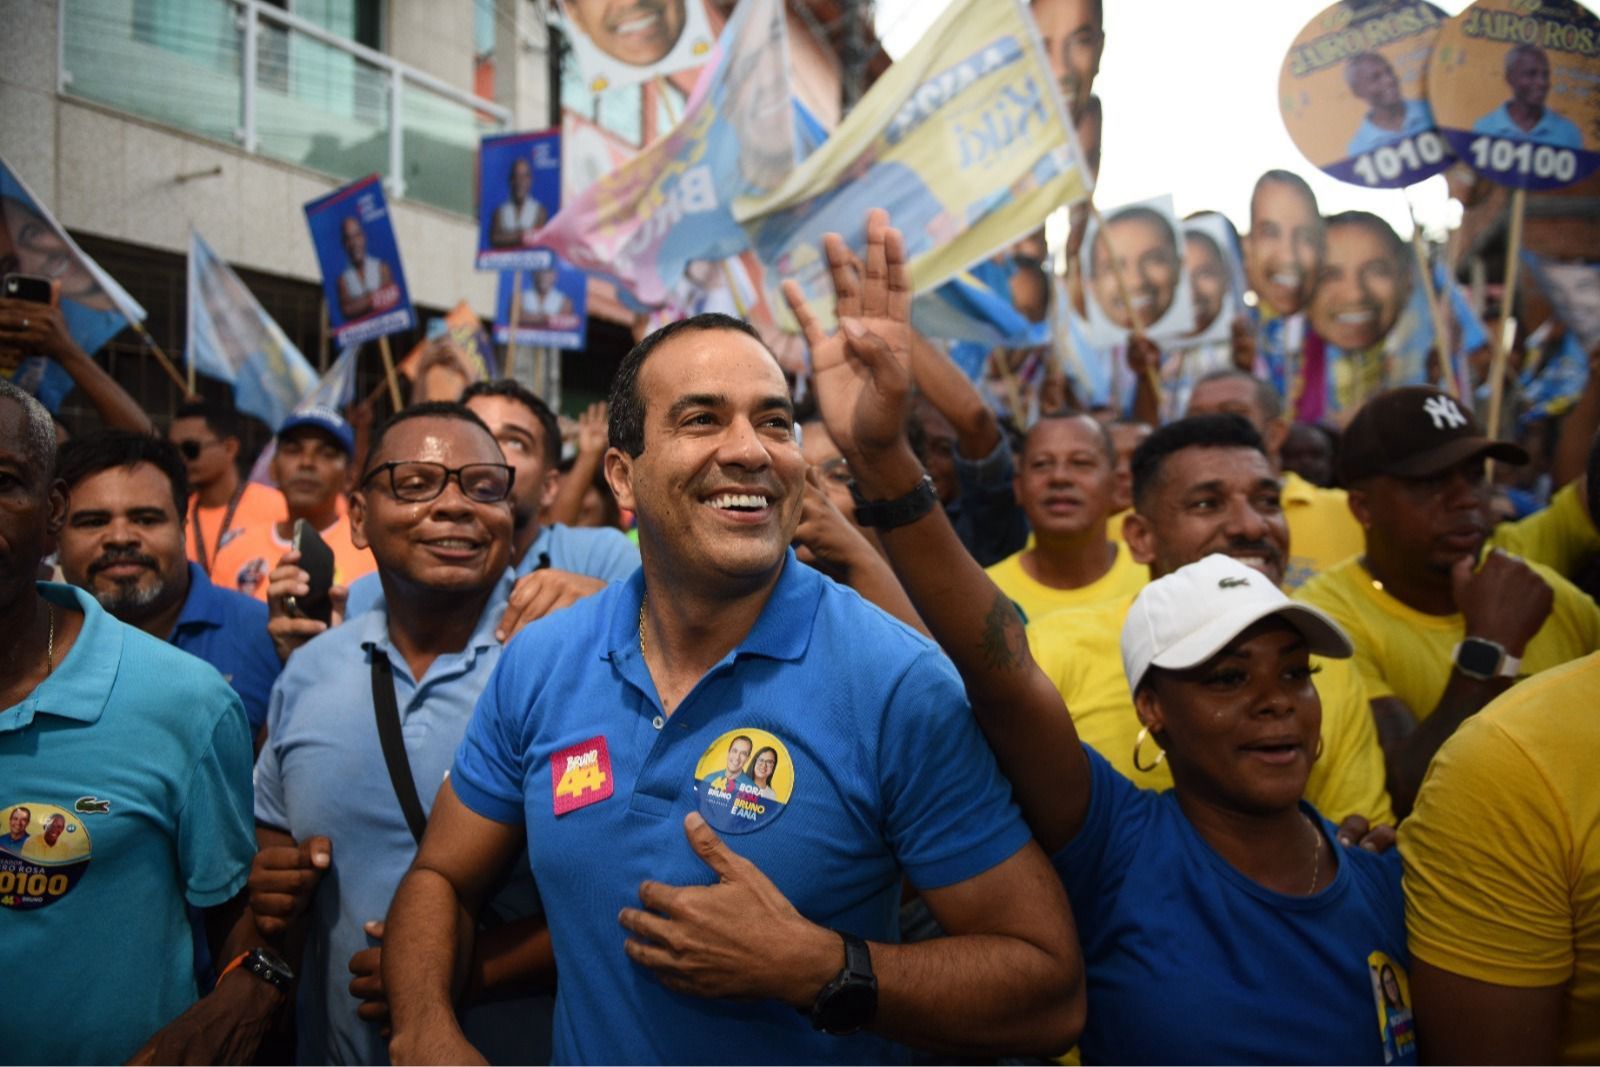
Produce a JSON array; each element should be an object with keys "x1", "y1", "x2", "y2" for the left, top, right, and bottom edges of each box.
[
  {"x1": 344, "y1": 523, "x2": 639, "y2": 617},
  {"x1": 1053, "y1": 746, "x2": 1413, "y2": 1064},
  {"x1": 1, "y1": 584, "x2": 255, "y2": 1065},
  {"x1": 170, "y1": 563, "x2": 281, "y2": 732},
  {"x1": 254, "y1": 569, "x2": 549, "y2": 1066},
  {"x1": 1471, "y1": 103, "x2": 1584, "y2": 149},
  {"x1": 452, "y1": 553, "x2": 1034, "y2": 1064}
]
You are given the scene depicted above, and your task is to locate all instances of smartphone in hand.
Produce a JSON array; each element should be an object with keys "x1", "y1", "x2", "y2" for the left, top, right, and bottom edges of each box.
[
  {"x1": 2, "y1": 274, "x2": 59, "y2": 304},
  {"x1": 286, "y1": 519, "x2": 336, "y2": 625}
]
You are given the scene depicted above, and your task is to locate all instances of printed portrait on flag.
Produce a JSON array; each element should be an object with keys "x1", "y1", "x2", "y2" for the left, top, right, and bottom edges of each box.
[{"x1": 557, "y1": 0, "x2": 716, "y2": 93}]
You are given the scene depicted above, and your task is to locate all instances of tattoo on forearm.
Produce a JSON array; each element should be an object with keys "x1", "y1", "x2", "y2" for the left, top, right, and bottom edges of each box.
[{"x1": 979, "y1": 593, "x2": 1027, "y2": 672}]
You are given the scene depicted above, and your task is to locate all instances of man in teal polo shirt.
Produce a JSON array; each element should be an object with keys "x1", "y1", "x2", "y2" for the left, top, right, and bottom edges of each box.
[
  {"x1": 381, "y1": 218, "x2": 1085, "y2": 1063},
  {"x1": 0, "y1": 380, "x2": 284, "y2": 1063}
]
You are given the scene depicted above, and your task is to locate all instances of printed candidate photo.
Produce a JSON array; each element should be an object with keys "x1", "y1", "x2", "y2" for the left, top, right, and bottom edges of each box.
[
  {"x1": 495, "y1": 260, "x2": 590, "y2": 350},
  {"x1": 303, "y1": 175, "x2": 414, "y2": 347},
  {"x1": 477, "y1": 130, "x2": 562, "y2": 271},
  {"x1": 692, "y1": 727, "x2": 794, "y2": 834},
  {"x1": 1277, "y1": 0, "x2": 1452, "y2": 189},
  {"x1": 1078, "y1": 194, "x2": 1195, "y2": 347},
  {"x1": 558, "y1": 0, "x2": 716, "y2": 93},
  {"x1": 1180, "y1": 212, "x2": 1247, "y2": 346}
]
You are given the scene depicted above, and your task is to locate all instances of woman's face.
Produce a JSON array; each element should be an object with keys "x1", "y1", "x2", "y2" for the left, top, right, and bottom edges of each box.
[
  {"x1": 1136, "y1": 617, "x2": 1322, "y2": 815},
  {"x1": 1381, "y1": 967, "x2": 1403, "y2": 1006},
  {"x1": 1, "y1": 197, "x2": 110, "y2": 309},
  {"x1": 751, "y1": 749, "x2": 777, "y2": 784}
]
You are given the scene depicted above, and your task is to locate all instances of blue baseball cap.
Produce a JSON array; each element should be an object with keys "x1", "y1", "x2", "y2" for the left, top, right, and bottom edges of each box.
[{"x1": 277, "y1": 406, "x2": 354, "y2": 456}]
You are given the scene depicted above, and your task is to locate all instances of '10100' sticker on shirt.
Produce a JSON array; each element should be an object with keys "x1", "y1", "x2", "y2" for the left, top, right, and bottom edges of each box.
[
  {"x1": 0, "y1": 800, "x2": 96, "y2": 910},
  {"x1": 693, "y1": 728, "x2": 795, "y2": 834}
]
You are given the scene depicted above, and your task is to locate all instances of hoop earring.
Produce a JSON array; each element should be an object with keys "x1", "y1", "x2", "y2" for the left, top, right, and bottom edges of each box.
[{"x1": 1133, "y1": 726, "x2": 1167, "y2": 773}]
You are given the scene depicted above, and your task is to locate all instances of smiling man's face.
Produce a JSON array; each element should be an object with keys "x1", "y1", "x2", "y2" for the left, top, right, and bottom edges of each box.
[
  {"x1": 564, "y1": 0, "x2": 688, "y2": 67},
  {"x1": 56, "y1": 462, "x2": 189, "y2": 625}
]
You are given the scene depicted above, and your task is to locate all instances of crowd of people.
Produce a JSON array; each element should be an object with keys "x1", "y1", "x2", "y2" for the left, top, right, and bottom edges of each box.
[{"x1": 4, "y1": 0, "x2": 1600, "y2": 1060}]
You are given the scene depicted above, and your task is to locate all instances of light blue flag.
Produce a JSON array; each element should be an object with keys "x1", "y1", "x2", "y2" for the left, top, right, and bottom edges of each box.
[
  {"x1": 186, "y1": 229, "x2": 318, "y2": 428},
  {"x1": 0, "y1": 156, "x2": 146, "y2": 411},
  {"x1": 247, "y1": 344, "x2": 359, "y2": 485}
]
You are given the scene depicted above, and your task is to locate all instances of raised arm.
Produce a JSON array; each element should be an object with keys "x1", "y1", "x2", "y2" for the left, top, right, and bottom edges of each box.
[
  {"x1": 784, "y1": 210, "x2": 1091, "y2": 853},
  {"x1": 0, "y1": 299, "x2": 155, "y2": 433},
  {"x1": 907, "y1": 329, "x2": 1002, "y2": 459},
  {"x1": 383, "y1": 779, "x2": 526, "y2": 1066}
]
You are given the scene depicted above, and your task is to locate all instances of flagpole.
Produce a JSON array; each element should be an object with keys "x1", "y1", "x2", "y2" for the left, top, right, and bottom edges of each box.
[
  {"x1": 130, "y1": 321, "x2": 196, "y2": 398},
  {"x1": 377, "y1": 335, "x2": 404, "y2": 411},
  {"x1": 507, "y1": 270, "x2": 525, "y2": 386},
  {"x1": 1485, "y1": 187, "x2": 1526, "y2": 442},
  {"x1": 1407, "y1": 210, "x2": 1459, "y2": 401},
  {"x1": 1087, "y1": 200, "x2": 1164, "y2": 402}
]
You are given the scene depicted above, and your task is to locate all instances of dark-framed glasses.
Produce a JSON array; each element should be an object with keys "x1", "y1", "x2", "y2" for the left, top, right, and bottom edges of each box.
[
  {"x1": 361, "y1": 461, "x2": 515, "y2": 504},
  {"x1": 173, "y1": 438, "x2": 216, "y2": 461}
]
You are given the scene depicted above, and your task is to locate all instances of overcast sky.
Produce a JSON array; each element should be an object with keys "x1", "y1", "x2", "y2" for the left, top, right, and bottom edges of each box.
[{"x1": 874, "y1": 0, "x2": 1471, "y2": 240}]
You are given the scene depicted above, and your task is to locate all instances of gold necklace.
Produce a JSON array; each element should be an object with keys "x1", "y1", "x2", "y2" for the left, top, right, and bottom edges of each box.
[
  {"x1": 1304, "y1": 813, "x2": 1321, "y2": 895},
  {"x1": 638, "y1": 594, "x2": 647, "y2": 656}
]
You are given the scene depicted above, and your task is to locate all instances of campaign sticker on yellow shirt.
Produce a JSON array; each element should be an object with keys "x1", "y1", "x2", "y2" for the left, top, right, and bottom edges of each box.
[
  {"x1": 694, "y1": 729, "x2": 794, "y2": 835},
  {"x1": 1368, "y1": 950, "x2": 1417, "y2": 1064},
  {"x1": 0, "y1": 802, "x2": 93, "y2": 911}
]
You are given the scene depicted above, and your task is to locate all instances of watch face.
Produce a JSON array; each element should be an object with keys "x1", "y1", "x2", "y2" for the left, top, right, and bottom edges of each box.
[
  {"x1": 818, "y1": 978, "x2": 877, "y2": 1034},
  {"x1": 1457, "y1": 640, "x2": 1502, "y2": 677}
]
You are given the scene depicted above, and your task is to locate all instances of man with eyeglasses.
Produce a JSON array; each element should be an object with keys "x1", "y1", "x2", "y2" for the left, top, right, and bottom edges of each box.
[
  {"x1": 168, "y1": 400, "x2": 285, "y2": 581},
  {"x1": 247, "y1": 402, "x2": 555, "y2": 1064}
]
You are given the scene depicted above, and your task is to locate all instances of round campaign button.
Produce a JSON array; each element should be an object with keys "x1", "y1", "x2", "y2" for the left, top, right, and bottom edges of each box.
[
  {"x1": 692, "y1": 728, "x2": 794, "y2": 835},
  {"x1": 0, "y1": 801, "x2": 93, "y2": 912},
  {"x1": 1427, "y1": 0, "x2": 1600, "y2": 190},
  {"x1": 1280, "y1": 0, "x2": 1455, "y2": 189}
]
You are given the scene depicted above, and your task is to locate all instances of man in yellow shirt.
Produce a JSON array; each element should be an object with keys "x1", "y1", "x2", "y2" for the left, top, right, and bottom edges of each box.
[
  {"x1": 1029, "y1": 413, "x2": 1393, "y2": 826},
  {"x1": 210, "y1": 408, "x2": 376, "y2": 599},
  {"x1": 985, "y1": 413, "x2": 1147, "y2": 623},
  {"x1": 1184, "y1": 369, "x2": 1362, "y2": 590},
  {"x1": 1296, "y1": 386, "x2": 1600, "y2": 816},
  {"x1": 1402, "y1": 650, "x2": 1600, "y2": 1061}
]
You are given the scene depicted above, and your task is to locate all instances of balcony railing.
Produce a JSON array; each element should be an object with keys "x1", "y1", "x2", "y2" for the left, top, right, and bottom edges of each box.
[{"x1": 59, "y1": 0, "x2": 510, "y2": 216}]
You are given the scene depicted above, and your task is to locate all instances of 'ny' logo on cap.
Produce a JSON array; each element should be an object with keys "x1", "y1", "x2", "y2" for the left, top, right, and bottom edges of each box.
[{"x1": 1423, "y1": 395, "x2": 1467, "y2": 431}]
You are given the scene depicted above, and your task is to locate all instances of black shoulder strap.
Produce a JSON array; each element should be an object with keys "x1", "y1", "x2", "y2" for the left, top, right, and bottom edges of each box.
[{"x1": 371, "y1": 652, "x2": 429, "y2": 844}]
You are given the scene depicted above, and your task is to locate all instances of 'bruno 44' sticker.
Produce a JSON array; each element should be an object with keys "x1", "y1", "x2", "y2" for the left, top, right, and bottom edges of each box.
[{"x1": 551, "y1": 737, "x2": 614, "y2": 816}]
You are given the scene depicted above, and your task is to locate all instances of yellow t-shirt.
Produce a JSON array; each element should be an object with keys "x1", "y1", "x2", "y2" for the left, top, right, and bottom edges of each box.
[
  {"x1": 986, "y1": 542, "x2": 1147, "y2": 625},
  {"x1": 1295, "y1": 556, "x2": 1600, "y2": 719},
  {"x1": 1401, "y1": 651, "x2": 1600, "y2": 1063},
  {"x1": 1488, "y1": 481, "x2": 1600, "y2": 581},
  {"x1": 1281, "y1": 471, "x2": 1363, "y2": 592},
  {"x1": 1028, "y1": 594, "x2": 1394, "y2": 825}
]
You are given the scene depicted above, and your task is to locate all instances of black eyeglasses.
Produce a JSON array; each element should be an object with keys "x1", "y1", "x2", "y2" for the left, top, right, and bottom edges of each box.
[
  {"x1": 174, "y1": 439, "x2": 214, "y2": 461},
  {"x1": 361, "y1": 461, "x2": 515, "y2": 504}
]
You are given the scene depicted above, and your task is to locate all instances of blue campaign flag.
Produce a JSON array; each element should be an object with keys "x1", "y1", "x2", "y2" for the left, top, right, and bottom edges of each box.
[
  {"x1": 495, "y1": 261, "x2": 589, "y2": 351},
  {"x1": 0, "y1": 156, "x2": 146, "y2": 411},
  {"x1": 476, "y1": 130, "x2": 562, "y2": 272},
  {"x1": 303, "y1": 175, "x2": 415, "y2": 347},
  {"x1": 186, "y1": 229, "x2": 318, "y2": 429}
]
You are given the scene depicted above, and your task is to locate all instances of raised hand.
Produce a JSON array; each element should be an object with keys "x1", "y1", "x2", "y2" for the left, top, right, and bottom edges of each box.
[{"x1": 782, "y1": 208, "x2": 914, "y2": 463}]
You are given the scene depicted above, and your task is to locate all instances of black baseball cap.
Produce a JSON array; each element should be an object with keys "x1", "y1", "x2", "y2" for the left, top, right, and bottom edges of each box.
[{"x1": 1339, "y1": 386, "x2": 1528, "y2": 484}]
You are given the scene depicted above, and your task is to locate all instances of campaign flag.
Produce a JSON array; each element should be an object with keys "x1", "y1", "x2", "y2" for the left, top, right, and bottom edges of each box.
[
  {"x1": 399, "y1": 301, "x2": 498, "y2": 383},
  {"x1": 556, "y1": 0, "x2": 716, "y2": 95},
  {"x1": 477, "y1": 130, "x2": 562, "y2": 272},
  {"x1": 0, "y1": 156, "x2": 146, "y2": 411},
  {"x1": 187, "y1": 230, "x2": 319, "y2": 429},
  {"x1": 496, "y1": 261, "x2": 589, "y2": 350},
  {"x1": 913, "y1": 272, "x2": 1051, "y2": 351},
  {"x1": 304, "y1": 175, "x2": 414, "y2": 347},
  {"x1": 1519, "y1": 251, "x2": 1599, "y2": 421},
  {"x1": 530, "y1": 0, "x2": 797, "y2": 307},
  {"x1": 737, "y1": 0, "x2": 1091, "y2": 329}
]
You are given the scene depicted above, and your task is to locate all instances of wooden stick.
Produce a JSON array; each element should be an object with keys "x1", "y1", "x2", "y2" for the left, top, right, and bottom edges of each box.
[
  {"x1": 988, "y1": 347, "x2": 1027, "y2": 424},
  {"x1": 131, "y1": 321, "x2": 196, "y2": 398},
  {"x1": 1485, "y1": 187, "x2": 1526, "y2": 441},
  {"x1": 1408, "y1": 214, "x2": 1458, "y2": 400},
  {"x1": 1087, "y1": 199, "x2": 1164, "y2": 402},
  {"x1": 378, "y1": 334, "x2": 403, "y2": 412},
  {"x1": 506, "y1": 269, "x2": 525, "y2": 377}
]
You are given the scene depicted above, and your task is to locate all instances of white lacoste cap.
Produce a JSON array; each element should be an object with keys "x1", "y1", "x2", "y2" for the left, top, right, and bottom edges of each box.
[{"x1": 1121, "y1": 553, "x2": 1353, "y2": 692}]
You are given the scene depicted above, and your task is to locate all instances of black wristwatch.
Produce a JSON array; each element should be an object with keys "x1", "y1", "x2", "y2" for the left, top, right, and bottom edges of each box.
[
  {"x1": 224, "y1": 946, "x2": 296, "y2": 992},
  {"x1": 809, "y1": 931, "x2": 878, "y2": 1034},
  {"x1": 850, "y1": 475, "x2": 939, "y2": 530},
  {"x1": 1453, "y1": 637, "x2": 1520, "y2": 681}
]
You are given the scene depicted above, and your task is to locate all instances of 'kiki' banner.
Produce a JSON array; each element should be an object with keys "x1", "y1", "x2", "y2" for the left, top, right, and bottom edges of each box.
[
  {"x1": 303, "y1": 175, "x2": 415, "y2": 347},
  {"x1": 738, "y1": 0, "x2": 1092, "y2": 330}
]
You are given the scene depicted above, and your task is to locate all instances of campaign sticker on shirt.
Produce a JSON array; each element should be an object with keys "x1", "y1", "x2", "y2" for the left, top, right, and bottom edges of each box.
[
  {"x1": 1427, "y1": 0, "x2": 1600, "y2": 190},
  {"x1": 693, "y1": 729, "x2": 794, "y2": 835},
  {"x1": 1367, "y1": 950, "x2": 1417, "y2": 1064},
  {"x1": 551, "y1": 736, "x2": 614, "y2": 816},
  {"x1": 0, "y1": 801, "x2": 93, "y2": 911}
]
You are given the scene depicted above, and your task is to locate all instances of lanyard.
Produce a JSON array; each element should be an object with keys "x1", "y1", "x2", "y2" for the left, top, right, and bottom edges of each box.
[{"x1": 191, "y1": 480, "x2": 246, "y2": 575}]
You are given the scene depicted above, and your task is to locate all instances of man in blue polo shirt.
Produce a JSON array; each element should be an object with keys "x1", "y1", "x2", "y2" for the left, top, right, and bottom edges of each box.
[
  {"x1": 0, "y1": 381, "x2": 283, "y2": 1064},
  {"x1": 325, "y1": 379, "x2": 637, "y2": 644},
  {"x1": 381, "y1": 291, "x2": 1084, "y2": 1059},
  {"x1": 248, "y1": 402, "x2": 554, "y2": 1064},
  {"x1": 53, "y1": 431, "x2": 281, "y2": 735}
]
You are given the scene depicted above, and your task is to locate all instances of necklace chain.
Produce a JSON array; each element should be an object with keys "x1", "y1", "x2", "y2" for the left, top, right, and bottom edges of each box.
[
  {"x1": 42, "y1": 602, "x2": 55, "y2": 677},
  {"x1": 638, "y1": 594, "x2": 647, "y2": 656},
  {"x1": 1304, "y1": 813, "x2": 1321, "y2": 895}
]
